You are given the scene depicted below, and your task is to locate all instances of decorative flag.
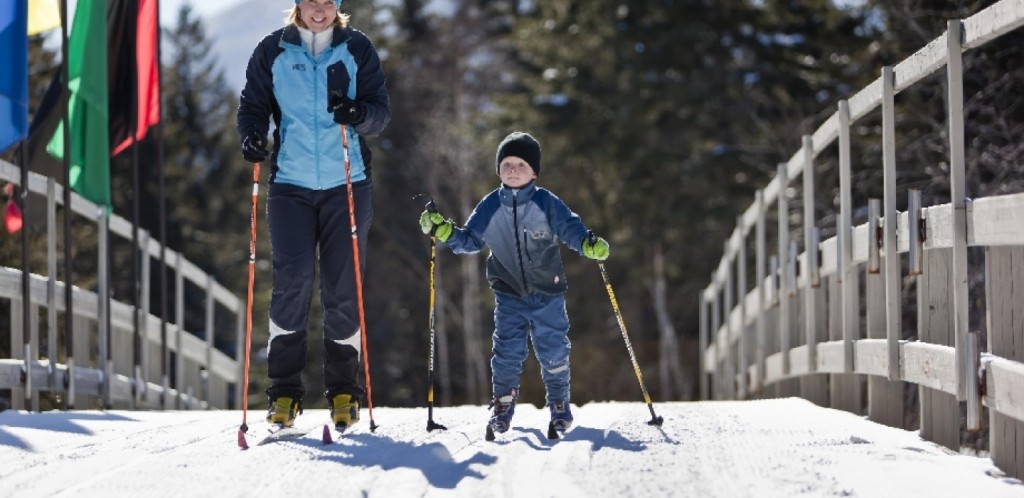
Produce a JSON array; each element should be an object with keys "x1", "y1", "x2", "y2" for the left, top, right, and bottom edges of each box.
[
  {"x1": 0, "y1": 0, "x2": 29, "y2": 154},
  {"x1": 27, "y1": 0, "x2": 60, "y2": 36},
  {"x1": 23, "y1": 71, "x2": 64, "y2": 183},
  {"x1": 3, "y1": 184, "x2": 23, "y2": 234},
  {"x1": 46, "y1": 0, "x2": 110, "y2": 207},
  {"x1": 110, "y1": 0, "x2": 161, "y2": 156}
]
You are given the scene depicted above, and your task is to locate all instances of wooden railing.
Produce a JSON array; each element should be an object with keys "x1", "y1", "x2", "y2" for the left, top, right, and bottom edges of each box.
[
  {"x1": 0, "y1": 158, "x2": 244, "y2": 411},
  {"x1": 699, "y1": 0, "x2": 1024, "y2": 479}
]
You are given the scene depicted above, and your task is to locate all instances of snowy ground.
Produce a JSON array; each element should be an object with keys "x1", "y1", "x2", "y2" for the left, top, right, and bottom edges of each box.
[{"x1": 0, "y1": 398, "x2": 1021, "y2": 497}]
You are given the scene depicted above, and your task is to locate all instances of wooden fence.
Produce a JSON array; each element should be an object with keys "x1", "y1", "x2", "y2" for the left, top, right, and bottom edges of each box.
[
  {"x1": 0, "y1": 158, "x2": 244, "y2": 411},
  {"x1": 699, "y1": 0, "x2": 1024, "y2": 479}
]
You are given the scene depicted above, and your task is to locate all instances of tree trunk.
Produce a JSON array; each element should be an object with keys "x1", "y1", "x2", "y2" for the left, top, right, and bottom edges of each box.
[{"x1": 651, "y1": 245, "x2": 688, "y2": 400}]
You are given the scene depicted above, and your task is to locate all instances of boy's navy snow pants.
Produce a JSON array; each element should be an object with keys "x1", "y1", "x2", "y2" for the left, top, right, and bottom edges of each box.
[
  {"x1": 264, "y1": 180, "x2": 372, "y2": 402},
  {"x1": 491, "y1": 291, "x2": 572, "y2": 404}
]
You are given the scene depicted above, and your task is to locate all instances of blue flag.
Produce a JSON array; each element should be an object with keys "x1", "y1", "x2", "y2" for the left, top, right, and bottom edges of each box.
[{"x1": 0, "y1": 0, "x2": 29, "y2": 153}]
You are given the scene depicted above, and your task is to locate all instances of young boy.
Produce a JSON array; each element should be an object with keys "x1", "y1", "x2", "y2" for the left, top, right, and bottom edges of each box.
[{"x1": 419, "y1": 131, "x2": 610, "y2": 436}]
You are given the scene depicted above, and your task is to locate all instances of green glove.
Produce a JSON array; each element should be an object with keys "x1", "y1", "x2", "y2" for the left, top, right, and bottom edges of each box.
[
  {"x1": 419, "y1": 210, "x2": 454, "y2": 242},
  {"x1": 582, "y1": 236, "x2": 610, "y2": 261}
]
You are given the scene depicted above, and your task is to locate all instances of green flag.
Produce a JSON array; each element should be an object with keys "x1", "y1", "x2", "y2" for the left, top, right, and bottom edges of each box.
[{"x1": 47, "y1": 0, "x2": 109, "y2": 207}]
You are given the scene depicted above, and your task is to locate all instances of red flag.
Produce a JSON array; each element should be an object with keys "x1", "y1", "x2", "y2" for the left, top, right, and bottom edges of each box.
[
  {"x1": 110, "y1": 0, "x2": 160, "y2": 157},
  {"x1": 3, "y1": 184, "x2": 22, "y2": 234}
]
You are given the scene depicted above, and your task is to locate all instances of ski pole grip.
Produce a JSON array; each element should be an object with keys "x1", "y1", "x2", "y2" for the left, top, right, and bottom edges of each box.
[
  {"x1": 587, "y1": 230, "x2": 597, "y2": 246},
  {"x1": 426, "y1": 200, "x2": 438, "y2": 214}
]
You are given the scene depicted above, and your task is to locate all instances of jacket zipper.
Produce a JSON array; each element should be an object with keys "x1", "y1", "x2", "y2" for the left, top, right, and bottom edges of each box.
[
  {"x1": 313, "y1": 54, "x2": 321, "y2": 189},
  {"x1": 511, "y1": 190, "x2": 530, "y2": 294}
]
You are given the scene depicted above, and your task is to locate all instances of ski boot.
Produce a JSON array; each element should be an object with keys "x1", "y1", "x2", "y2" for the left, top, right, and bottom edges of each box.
[
  {"x1": 330, "y1": 394, "x2": 360, "y2": 431},
  {"x1": 547, "y1": 401, "x2": 573, "y2": 439},
  {"x1": 266, "y1": 396, "x2": 302, "y2": 428},
  {"x1": 485, "y1": 389, "x2": 517, "y2": 441}
]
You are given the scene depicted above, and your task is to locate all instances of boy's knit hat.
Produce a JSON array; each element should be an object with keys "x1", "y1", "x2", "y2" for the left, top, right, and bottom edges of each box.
[
  {"x1": 295, "y1": 0, "x2": 343, "y2": 7},
  {"x1": 495, "y1": 132, "x2": 541, "y2": 175}
]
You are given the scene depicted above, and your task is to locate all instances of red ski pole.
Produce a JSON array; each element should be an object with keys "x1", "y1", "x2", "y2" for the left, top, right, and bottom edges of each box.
[
  {"x1": 238, "y1": 162, "x2": 260, "y2": 449},
  {"x1": 340, "y1": 125, "x2": 377, "y2": 432}
]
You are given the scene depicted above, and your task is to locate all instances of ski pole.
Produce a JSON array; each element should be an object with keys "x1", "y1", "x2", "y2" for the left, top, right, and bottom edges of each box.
[
  {"x1": 238, "y1": 161, "x2": 260, "y2": 449},
  {"x1": 340, "y1": 124, "x2": 377, "y2": 432},
  {"x1": 418, "y1": 196, "x2": 447, "y2": 432},
  {"x1": 589, "y1": 232, "x2": 664, "y2": 426}
]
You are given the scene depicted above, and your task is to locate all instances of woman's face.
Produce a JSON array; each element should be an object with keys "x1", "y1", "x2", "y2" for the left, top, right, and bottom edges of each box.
[{"x1": 297, "y1": 0, "x2": 337, "y2": 33}]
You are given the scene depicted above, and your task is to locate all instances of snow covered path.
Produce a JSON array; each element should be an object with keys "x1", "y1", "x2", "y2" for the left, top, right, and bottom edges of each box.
[{"x1": 1, "y1": 398, "x2": 1021, "y2": 497}]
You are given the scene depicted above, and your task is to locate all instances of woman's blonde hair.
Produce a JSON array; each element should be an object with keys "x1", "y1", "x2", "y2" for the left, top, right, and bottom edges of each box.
[{"x1": 285, "y1": 6, "x2": 350, "y2": 29}]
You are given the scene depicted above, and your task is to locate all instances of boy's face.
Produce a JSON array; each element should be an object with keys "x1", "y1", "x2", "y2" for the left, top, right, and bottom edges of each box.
[{"x1": 498, "y1": 156, "x2": 537, "y2": 188}]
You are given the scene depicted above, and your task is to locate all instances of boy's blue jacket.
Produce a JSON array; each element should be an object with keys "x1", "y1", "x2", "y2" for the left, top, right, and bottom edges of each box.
[
  {"x1": 443, "y1": 182, "x2": 591, "y2": 297},
  {"x1": 237, "y1": 25, "x2": 390, "y2": 189}
]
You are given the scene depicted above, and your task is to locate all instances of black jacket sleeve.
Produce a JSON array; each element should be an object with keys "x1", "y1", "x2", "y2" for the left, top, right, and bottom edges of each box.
[
  {"x1": 348, "y1": 30, "x2": 391, "y2": 137},
  {"x1": 237, "y1": 30, "x2": 281, "y2": 141}
]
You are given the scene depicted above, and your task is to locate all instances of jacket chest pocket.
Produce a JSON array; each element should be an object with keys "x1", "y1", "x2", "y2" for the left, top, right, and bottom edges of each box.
[
  {"x1": 522, "y1": 227, "x2": 555, "y2": 263},
  {"x1": 327, "y1": 61, "x2": 352, "y2": 97}
]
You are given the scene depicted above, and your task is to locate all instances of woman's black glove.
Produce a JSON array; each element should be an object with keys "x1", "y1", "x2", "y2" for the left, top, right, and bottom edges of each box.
[
  {"x1": 241, "y1": 133, "x2": 270, "y2": 163},
  {"x1": 328, "y1": 90, "x2": 366, "y2": 125}
]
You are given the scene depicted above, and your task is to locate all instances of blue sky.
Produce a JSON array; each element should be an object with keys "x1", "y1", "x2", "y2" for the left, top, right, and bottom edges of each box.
[{"x1": 159, "y1": 0, "x2": 238, "y2": 25}]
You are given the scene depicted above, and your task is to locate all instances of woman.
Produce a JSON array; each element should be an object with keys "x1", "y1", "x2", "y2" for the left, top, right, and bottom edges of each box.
[{"x1": 236, "y1": 0, "x2": 390, "y2": 430}]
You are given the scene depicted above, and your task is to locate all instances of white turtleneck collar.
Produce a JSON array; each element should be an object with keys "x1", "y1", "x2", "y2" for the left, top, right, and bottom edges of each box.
[{"x1": 297, "y1": 26, "x2": 333, "y2": 59}]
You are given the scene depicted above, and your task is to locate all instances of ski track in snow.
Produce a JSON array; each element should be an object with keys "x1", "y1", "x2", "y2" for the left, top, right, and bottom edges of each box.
[{"x1": 1, "y1": 398, "x2": 1022, "y2": 497}]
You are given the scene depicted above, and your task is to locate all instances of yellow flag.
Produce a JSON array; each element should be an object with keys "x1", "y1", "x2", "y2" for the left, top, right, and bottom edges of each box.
[{"x1": 28, "y1": 0, "x2": 61, "y2": 36}]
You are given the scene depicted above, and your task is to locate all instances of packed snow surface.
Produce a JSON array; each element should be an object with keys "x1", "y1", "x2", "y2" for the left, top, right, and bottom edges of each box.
[{"x1": 1, "y1": 398, "x2": 1021, "y2": 497}]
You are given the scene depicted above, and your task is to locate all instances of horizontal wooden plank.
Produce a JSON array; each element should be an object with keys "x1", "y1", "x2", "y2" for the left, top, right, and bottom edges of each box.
[
  {"x1": 765, "y1": 352, "x2": 783, "y2": 383},
  {"x1": 704, "y1": 344, "x2": 717, "y2": 372},
  {"x1": 788, "y1": 345, "x2": 811, "y2": 376},
  {"x1": 855, "y1": 339, "x2": 890, "y2": 377},
  {"x1": 820, "y1": 236, "x2": 838, "y2": 277},
  {"x1": 901, "y1": 342, "x2": 957, "y2": 395},
  {"x1": 985, "y1": 355, "x2": 1024, "y2": 423},
  {"x1": 963, "y1": 0, "x2": 1024, "y2": 50},
  {"x1": 0, "y1": 359, "x2": 209, "y2": 409},
  {"x1": 923, "y1": 203, "x2": 955, "y2": 249},
  {"x1": 852, "y1": 223, "x2": 870, "y2": 265},
  {"x1": 893, "y1": 33, "x2": 947, "y2": 93},
  {"x1": 816, "y1": 342, "x2": 847, "y2": 374},
  {"x1": 811, "y1": 112, "x2": 839, "y2": 154},
  {"x1": 847, "y1": 78, "x2": 883, "y2": 123},
  {"x1": 0, "y1": 267, "x2": 99, "y2": 319},
  {"x1": 969, "y1": 193, "x2": 1024, "y2": 246}
]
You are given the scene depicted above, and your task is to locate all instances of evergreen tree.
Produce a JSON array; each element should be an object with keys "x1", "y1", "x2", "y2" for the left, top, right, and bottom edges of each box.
[{"x1": 487, "y1": 0, "x2": 880, "y2": 400}]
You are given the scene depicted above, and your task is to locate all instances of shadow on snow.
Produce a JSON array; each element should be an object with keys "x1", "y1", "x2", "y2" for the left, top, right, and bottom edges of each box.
[{"x1": 277, "y1": 423, "x2": 649, "y2": 489}]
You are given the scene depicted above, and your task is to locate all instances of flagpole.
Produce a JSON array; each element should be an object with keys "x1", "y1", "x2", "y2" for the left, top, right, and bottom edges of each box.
[
  {"x1": 130, "y1": 0, "x2": 142, "y2": 410},
  {"x1": 20, "y1": 139, "x2": 32, "y2": 410},
  {"x1": 155, "y1": 0, "x2": 169, "y2": 411},
  {"x1": 12, "y1": 0, "x2": 33, "y2": 411},
  {"x1": 59, "y1": 0, "x2": 75, "y2": 410}
]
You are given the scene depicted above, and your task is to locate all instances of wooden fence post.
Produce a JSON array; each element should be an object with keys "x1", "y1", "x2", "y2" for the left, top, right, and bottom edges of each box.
[
  {"x1": 737, "y1": 222, "x2": 748, "y2": 399},
  {"x1": 946, "y1": 19, "x2": 969, "y2": 402},
  {"x1": 755, "y1": 190, "x2": 767, "y2": 395},
  {"x1": 986, "y1": 246, "x2": 1024, "y2": 479},
  {"x1": 699, "y1": 291, "x2": 708, "y2": 400},
  {"x1": 867, "y1": 199, "x2": 906, "y2": 428},
  {"x1": 881, "y1": 66, "x2": 901, "y2": 382},
  {"x1": 777, "y1": 163, "x2": 790, "y2": 379},
  {"x1": 918, "y1": 247, "x2": 960, "y2": 450}
]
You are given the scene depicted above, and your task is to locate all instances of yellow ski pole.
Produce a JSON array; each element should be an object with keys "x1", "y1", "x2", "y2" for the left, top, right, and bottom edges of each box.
[{"x1": 589, "y1": 232, "x2": 664, "y2": 426}]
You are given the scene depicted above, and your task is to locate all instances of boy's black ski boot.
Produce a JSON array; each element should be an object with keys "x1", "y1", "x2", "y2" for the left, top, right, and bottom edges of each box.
[
  {"x1": 485, "y1": 389, "x2": 517, "y2": 441},
  {"x1": 547, "y1": 401, "x2": 573, "y2": 439}
]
